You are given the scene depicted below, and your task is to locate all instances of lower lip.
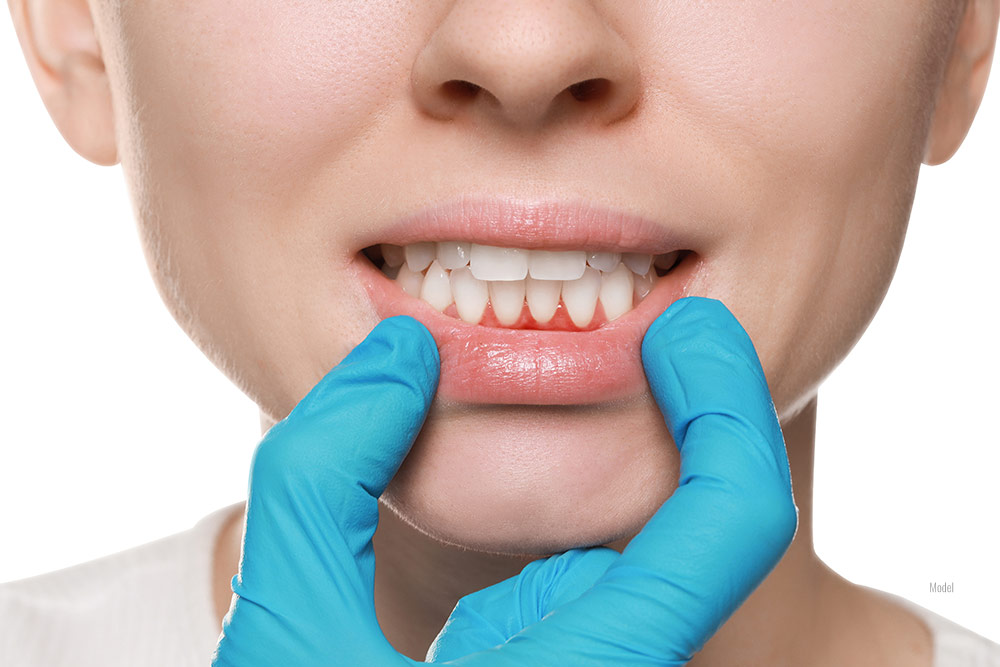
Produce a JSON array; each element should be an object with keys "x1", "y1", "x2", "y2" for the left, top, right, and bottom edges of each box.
[{"x1": 351, "y1": 254, "x2": 699, "y2": 405}]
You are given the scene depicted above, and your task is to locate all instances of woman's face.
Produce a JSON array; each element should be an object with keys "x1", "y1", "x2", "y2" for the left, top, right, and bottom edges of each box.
[{"x1": 89, "y1": 1, "x2": 964, "y2": 554}]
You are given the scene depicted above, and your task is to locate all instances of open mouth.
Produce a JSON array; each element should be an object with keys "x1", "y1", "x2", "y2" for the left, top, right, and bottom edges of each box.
[
  {"x1": 347, "y1": 197, "x2": 702, "y2": 405},
  {"x1": 359, "y1": 242, "x2": 692, "y2": 331}
]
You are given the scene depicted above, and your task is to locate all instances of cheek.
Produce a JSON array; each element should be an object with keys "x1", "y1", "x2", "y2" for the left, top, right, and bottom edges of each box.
[
  {"x1": 112, "y1": 1, "x2": 424, "y2": 413},
  {"x1": 636, "y1": 2, "x2": 929, "y2": 175},
  {"x1": 120, "y1": 2, "x2": 411, "y2": 199},
  {"x1": 631, "y1": 2, "x2": 927, "y2": 418}
]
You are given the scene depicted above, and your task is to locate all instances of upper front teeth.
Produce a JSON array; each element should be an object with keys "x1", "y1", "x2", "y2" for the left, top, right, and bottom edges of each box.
[
  {"x1": 404, "y1": 242, "x2": 437, "y2": 272},
  {"x1": 622, "y1": 252, "x2": 653, "y2": 275},
  {"x1": 470, "y1": 244, "x2": 529, "y2": 281},
  {"x1": 586, "y1": 251, "x2": 621, "y2": 272},
  {"x1": 526, "y1": 249, "x2": 587, "y2": 281},
  {"x1": 377, "y1": 241, "x2": 680, "y2": 328},
  {"x1": 437, "y1": 241, "x2": 471, "y2": 269}
]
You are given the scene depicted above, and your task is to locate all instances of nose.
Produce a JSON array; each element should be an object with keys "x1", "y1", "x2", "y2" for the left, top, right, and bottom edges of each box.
[{"x1": 411, "y1": 0, "x2": 641, "y2": 129}]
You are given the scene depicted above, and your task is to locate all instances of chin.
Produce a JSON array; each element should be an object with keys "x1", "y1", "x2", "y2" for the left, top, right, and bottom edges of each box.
[{"x1": 380, "y1": 395, "x2": 682, "y2": 557}]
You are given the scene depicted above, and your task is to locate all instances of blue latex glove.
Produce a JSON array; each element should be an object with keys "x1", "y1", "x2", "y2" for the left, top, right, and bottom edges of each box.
[{"x1": 212, "y1": 297, "x2": 798, "y2": 666}]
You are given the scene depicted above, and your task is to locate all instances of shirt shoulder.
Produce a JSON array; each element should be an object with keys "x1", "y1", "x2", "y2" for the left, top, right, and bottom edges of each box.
[
  {"x1": 871, "y1": 588, "x2": 1000, "y2": 667},
  {"x1": 0, "y1": 502, "x2": 243, "y2": 667}
]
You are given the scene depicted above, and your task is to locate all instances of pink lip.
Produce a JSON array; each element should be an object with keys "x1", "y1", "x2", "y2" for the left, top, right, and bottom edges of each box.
[{"x1": 348, "y1": 197, "x2": 702, "y2": 405}]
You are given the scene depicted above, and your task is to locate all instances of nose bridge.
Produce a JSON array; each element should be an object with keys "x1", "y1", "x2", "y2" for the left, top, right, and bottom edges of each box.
[{"x1": 411, "y1": 0, "x2": 641, "y2": 129}]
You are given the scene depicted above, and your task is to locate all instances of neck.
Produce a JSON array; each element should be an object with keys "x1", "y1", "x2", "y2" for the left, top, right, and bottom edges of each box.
[{"x1": 217, "y1": 394, "x2": 845, "y2": 663}]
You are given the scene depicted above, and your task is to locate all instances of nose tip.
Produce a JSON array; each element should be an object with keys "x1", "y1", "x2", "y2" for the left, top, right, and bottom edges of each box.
[{"x1": 410, "y1": 1, "x2": 641, "y2": 129}]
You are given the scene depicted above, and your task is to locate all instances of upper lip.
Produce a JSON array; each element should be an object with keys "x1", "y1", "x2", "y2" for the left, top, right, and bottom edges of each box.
[{"x1": 354, "y1": 195, "x2": 693, "y2": 256}]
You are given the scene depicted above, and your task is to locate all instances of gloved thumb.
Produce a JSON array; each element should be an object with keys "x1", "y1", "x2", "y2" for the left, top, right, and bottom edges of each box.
[{"x1": 234, "y1": 315, "x2": 440, "y2": 625}]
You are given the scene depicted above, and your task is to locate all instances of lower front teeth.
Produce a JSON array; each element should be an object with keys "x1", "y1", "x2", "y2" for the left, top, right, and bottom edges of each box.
[
  {"x1": 449, "y1": 267, "x2": 489, "y2": 323},
  {"x1": 599, "y1": 264, "x2": 634, "y2": 321},
  {"x1": 375, "y1": 243, "x2": 680, "y2": 328},
  {"x1": 396, "y1": 264, "x2": 423, "y2": 298},
  {"x1": 489, "y1": 280, "x2": 526, "y2": 326},
  {"x1": 562, "y1": 266, "x2": 601, "y2": 328},
  {"x1": 419, "y1": 260, "x2": 453, "y2": 312},
  {"x1": 525, "y1": 277, "x2": 561, "y2": 323}
]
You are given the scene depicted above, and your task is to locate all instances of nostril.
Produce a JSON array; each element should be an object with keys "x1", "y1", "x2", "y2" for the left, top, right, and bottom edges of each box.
[
  {"x1": 568, "y1": 78, "x2": 610, "y2": 102},
  {"x1": 441, "y1": 79, "x2": 481, "y2": 101}
]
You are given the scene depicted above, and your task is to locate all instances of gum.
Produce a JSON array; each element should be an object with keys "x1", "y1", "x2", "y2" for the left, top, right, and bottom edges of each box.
[{"x1": 445, "y1": 299, "x2": 607, "y2": 331}]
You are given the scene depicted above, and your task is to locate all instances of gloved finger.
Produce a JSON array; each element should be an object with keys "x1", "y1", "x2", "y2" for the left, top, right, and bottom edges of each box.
[
  {"x1": 607, "y1": 296, "x2": 799, "y2": 657},
  {"x1": 455, "y1": 296, "x2": 798, "y2": 666},
  {"x1": 424, "y1": 547, "x2": 619, "y2": 663},
  {"x1": 231, "y1": 315, "x2": 439, "y2": 631}
]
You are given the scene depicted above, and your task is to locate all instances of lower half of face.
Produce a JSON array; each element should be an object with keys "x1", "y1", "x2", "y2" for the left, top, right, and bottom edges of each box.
[
  {"x1": 107, "y1": 1, "x2": 953, "y2": 554},
  {"x1": 134, "y1": 186, "x2": 914, "y2": 556}
]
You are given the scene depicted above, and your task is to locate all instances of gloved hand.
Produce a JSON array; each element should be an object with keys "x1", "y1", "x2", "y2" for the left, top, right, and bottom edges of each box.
[
  {"x1": 211, "y1": 296, "x2": 798, "y2": 666},
  {"x1": 425, "y1": 296, "x2": 799, "y2": 664}
]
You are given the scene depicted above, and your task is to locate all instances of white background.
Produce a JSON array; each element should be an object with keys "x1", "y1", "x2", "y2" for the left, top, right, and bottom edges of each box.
[{"x1": 2, "y1": 13, "x2": 998, "y2": 643}]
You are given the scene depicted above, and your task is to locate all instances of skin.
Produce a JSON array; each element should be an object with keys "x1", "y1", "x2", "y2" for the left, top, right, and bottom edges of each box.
[{"x1": 8, "y1": 0, "x2": 999, "y2": 663}]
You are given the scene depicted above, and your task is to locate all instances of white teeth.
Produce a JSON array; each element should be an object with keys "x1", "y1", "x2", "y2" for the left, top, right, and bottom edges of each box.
[
  {"x1": 469, "y1": 244, "x2": 528, "y2": 281},
  {"x1": 382, "y1": 242, "x2": 674, "y2": 327},
  {"x1": 622, "y1": 253, "x2": 653, "y2": 275},
  {"x1": 527, "y1": 250, "x2": 587, "y2": 281},
  {"x1": 654, "y1": 250, "x2": 680, "y2": 270},
  {"x1": 395, "y1": 263, "x2": 424, "y2": 298},
  {"x1": 586, "y1": 251, "x2": 621, "y2": 272},
  {"x1": 381, "y1": 244, "x2": 405, "y2": 268},
  {"x1": 436, "y1": 241, "x2": 471, "y2": 270},
  {"x1": 489, "y1": 279, "x2": 526, "y2": 326},
  {"x1": 525, "y1": 277, "x2": 561, "y2": 324},
  {"x1": 561, "y1": 266, "x2": 601, "y2": 328},
  {"x1": 599, "y1": 264, "x2": 634, "y2": 321},
  {"x1": 419, "y1": 260, "x2": 453, "y2": 312},
  {"x1": 634, "y1": 268, "x2": 657, "y2": 301},
  {"x1": 450, "y1": 266, "x2": 489, "y2": 324},
  {"x1": 405, "y1": 242, "x2": 436, "y2": 272}
]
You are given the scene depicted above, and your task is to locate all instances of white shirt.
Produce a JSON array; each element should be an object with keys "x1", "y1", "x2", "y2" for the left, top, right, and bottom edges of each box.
[{"x1": 1, "y1": 502, "x2": 998, "y2": 666}]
